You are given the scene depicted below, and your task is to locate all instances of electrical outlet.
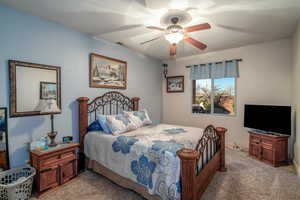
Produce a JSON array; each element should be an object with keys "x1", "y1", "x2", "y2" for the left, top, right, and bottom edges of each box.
[{"x1": 233, "y1": 142, "x2": 241, "y2": 150}]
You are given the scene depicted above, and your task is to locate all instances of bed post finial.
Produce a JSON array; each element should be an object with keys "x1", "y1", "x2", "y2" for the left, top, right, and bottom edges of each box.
[
  {"x1": 177, "y1": 148, "x2": 199, "y2": 200},
  {"x1": 216, "y1": 127, "x2": 227, "y2": 172},
  {"x1": 76, "y1": 97, "x2": 89, "y2": 153},
  {"x1": 131, "y1": 97, "x2": 140, "y2": 111}
]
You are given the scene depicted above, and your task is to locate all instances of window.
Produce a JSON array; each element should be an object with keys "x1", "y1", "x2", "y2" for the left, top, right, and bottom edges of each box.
[{"x1": 192, "y1": 78, "x2": 236, "y2": 115}]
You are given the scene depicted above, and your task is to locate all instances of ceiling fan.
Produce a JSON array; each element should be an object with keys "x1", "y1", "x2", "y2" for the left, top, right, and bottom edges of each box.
[{"x1": 141, "y1": 16, "x2": 211, "y2": 57}]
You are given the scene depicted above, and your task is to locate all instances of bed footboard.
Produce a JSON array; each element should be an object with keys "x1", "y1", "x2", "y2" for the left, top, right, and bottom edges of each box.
[{"x1": 177, "y1": 126, "x2": 227, "y2": 200}]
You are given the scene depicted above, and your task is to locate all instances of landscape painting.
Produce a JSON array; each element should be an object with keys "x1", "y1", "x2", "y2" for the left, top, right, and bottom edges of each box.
[
  {"x1": 90, "y1": 53, "x2": 127, "y2": 89},
  {"x1": 167, "y1": 76, "x2": 184, "y2": 93},
  {"x1": 40, "y1": 82, "x2": 57, "y2": 100}
]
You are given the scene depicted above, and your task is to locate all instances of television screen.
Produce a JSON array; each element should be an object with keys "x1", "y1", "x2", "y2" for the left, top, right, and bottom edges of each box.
[{"x1": 244, "y1": 105, "x2": 291, "y2": 135}]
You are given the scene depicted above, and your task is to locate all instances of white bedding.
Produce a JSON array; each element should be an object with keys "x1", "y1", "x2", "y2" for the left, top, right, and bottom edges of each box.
[{"x1": 84, "y1": 123, "x2": 205, "y2": 200}]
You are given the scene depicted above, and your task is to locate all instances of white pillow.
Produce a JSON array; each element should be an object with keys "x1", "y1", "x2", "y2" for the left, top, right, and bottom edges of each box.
[
  {"x1": 123, "y1": 109, "x2": 152, "y2": 128},
  {"x1": 105, "y1": 114, "x2": 138, "y2": 135}
]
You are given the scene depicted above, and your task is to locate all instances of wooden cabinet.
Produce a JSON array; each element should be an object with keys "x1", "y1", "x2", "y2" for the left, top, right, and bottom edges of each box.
[
  {"x1": 249, "y1": 131, "x2": 289, "y2": 167},
  {"x1": 30, "y1": 143, "x2": 79, "y2": 196}
]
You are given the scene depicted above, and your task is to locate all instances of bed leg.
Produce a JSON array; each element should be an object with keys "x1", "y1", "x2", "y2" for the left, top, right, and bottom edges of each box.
[
  {"x1": 216, "y1": 127, "x2": 228, "y2": 172},
  {"x1": 177, "y1": 148, "x2": 199, "y2": 200}
]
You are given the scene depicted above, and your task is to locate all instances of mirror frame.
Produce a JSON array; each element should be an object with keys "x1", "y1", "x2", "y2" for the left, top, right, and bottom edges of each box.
[
  {"x1": 0, "y1": 107, "x2": 9, "y2": 170},
  {"x1": 9, "y1": 60, "x2": 62, "y2": 117}
]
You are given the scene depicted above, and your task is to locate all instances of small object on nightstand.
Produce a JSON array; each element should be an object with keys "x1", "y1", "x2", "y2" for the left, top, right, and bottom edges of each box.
[
  {"x1": 30, "y1": 136, "x2": 48, "y2": 151},
  {"x1": 30, "y1": 143, "x2": 79, "y2": 196},
  {"x1": 62, "y1": 136, "x2": 73, "y2": 143}
]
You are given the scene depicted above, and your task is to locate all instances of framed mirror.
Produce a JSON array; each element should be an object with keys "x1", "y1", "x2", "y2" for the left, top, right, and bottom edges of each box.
[
  {"x1": 9, "y1": 60, "x2": 61, "y2": 117},
  {"x1": 0, "y1": 107, "x2": 9, "y2": 170}
]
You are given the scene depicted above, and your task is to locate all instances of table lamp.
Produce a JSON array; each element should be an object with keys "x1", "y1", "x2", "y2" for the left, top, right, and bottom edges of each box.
[{"x1": 40, "y1": 99, "x2": 61, "y2": 147}]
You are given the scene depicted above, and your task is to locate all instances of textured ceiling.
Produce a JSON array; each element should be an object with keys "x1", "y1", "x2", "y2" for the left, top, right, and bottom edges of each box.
[{"x1": 1, "y1": 0, "x2": 300, "y2": 60}]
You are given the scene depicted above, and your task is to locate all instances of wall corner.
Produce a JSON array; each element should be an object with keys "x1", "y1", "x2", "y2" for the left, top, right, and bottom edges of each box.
[{"x1": 293, "y1": 160, "x2": 300, "y2": 178}]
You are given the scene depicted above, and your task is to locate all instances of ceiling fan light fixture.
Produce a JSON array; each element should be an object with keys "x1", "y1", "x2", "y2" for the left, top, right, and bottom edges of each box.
[{"x1": 165, "y1": 32, "x2": 184, "y2": 44}]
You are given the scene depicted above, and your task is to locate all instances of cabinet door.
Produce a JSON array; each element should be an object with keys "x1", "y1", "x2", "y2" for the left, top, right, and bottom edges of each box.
[
  {"x1": 275, "y1": 140, "x2": 288, "y2": 162},
  {"x1": 60, "y1": 160, "x2": 77, "y2": 184},
  {"x1": 249, "y1": 135, "x2": 261, "y2": 158},
  {"x1": 261, "y1": 145, "x2": 274, "y2": 164},
  {"x1": 250, "y1": 143, "x2": 261, "y2": 158},
  {"x1": 39, "y1": 166, "x2": 59, "y2": 192},
  {"x1": 261, "y1": 137, "x2": 274, "y2": 164}
]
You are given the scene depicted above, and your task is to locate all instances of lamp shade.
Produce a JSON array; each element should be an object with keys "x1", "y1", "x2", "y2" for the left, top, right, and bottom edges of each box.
[
  {"x1": 40, "y1": 99, "x2": 60, "y2": 114},
  {"x1": 34, "y1": 99, "x2": 47, "y2": 111}
]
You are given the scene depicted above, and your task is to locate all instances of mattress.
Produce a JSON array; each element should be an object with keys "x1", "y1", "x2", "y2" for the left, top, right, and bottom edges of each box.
[{"x1": 84, "y1": 124, "x2": 205, "y2": 200}]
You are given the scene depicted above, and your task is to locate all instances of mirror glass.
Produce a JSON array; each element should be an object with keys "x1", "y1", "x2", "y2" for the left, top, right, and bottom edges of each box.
[
  {"x1": 16, "y1": 66, "x2": 57, "y2": 112},
  {"x1": 9, "y1": 61, "x2": 61, "y2": 117},
  {"x1": 0, "y1": 108, "x2": 9, "y2": 170}
]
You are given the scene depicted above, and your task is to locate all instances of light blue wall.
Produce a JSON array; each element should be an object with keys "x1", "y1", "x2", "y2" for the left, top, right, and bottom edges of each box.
[{"x1": 0, "y1": 5, "x2": 162, "y2": 168}]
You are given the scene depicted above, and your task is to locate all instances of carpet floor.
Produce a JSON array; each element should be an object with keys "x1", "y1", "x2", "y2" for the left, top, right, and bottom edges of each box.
[{"x1": 32, "y1": 149, "x2": 300, "y2": 200}]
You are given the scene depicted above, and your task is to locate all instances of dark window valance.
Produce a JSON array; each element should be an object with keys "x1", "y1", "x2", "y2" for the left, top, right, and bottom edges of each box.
[{"x1": 188, "y1": 59, "x2": 240, "y2": 80}]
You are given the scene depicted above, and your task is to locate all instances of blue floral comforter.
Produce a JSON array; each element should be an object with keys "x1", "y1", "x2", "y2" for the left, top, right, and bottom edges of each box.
[{"x1": 84, "y1": 124, "x2": 204, "y2": 200}]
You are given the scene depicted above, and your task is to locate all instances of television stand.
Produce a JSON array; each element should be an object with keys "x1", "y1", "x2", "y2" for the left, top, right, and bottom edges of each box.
[{"x1": 249, "y1": 130, "x2": 289, "y2": 167}]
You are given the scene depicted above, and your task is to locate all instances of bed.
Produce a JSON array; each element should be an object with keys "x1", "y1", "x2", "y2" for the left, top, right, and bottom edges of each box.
[{"x1": 77, "y1": 91, "x2": 227, "y2": 200}]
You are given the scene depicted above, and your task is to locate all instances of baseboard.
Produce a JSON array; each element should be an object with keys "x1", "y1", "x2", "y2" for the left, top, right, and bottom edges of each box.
[{"x1": 293, "y1": 160, "x2": 300, "y2": 178}]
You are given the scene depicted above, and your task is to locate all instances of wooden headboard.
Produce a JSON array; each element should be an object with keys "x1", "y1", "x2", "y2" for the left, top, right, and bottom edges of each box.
[{"x1": 76, "y1": 91, "x2": 140, "y2": 154}]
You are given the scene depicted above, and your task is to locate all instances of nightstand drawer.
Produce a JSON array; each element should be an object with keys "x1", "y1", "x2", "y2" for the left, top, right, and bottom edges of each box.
[
  {"x1": 61, "y1": 151, "x2": 76, "y2": 160},
  {"x1": 40, "y1": 155, "x2": 60, "y2": 169}
]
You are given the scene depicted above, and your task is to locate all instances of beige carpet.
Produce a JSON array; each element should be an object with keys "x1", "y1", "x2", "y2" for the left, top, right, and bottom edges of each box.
[{"x1": 32, "y1": 149, "x2": 300, "y2": 200}]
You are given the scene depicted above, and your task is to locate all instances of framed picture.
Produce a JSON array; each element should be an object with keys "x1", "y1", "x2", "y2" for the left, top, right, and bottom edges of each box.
[
  {"x1": 40, "y1": 82, "x2": 57, "y2": 100},
  {"x1": 9, "y1": 60, "x2": 61, "y2": 117},
  {"x1": 90, "y1": 53, "x2": 127, "y2": 89},
  {"x1": 0, "y1": 107, "x2": 10, "y2": 170},
  {"x1": 167, "y1": 76, "x2": 184, "y2": 93}
]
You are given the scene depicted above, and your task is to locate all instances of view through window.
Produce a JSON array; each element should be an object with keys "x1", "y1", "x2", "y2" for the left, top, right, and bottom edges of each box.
[{"x1": 192, "y1": 78, "x2": 236, "y2": 115}]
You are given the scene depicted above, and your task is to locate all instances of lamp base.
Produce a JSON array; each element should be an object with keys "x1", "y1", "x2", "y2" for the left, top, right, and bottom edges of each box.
[{"x1": 48, "y1": 131, "x2": 57, "y2": 147}]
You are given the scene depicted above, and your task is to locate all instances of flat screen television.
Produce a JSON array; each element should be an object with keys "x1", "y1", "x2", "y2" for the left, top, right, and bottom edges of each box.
[{"x1": 244, "y1": 104, "x2": 291, "y2": 135}]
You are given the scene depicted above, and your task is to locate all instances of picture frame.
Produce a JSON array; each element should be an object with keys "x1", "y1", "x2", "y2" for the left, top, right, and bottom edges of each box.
[
  {"x1": 0, "y1": 107, "x2": 10, "y2": 170},
  {"x1": 89, "y1": 53, "x2": 127, "y2": 89},
  {"x1": 167, "y1": 76, "x2": 184, "y2": 93},
  {"x1": 9, "y1": 60, "x2": 61, "y2": 117},
  {"x1": 40, "y1": 82, "x2": 57, "y2": 100}
]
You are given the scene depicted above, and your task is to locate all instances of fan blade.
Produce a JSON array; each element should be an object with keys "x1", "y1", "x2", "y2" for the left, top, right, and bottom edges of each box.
[
  {"x1": 146, "y1": 26, "x2": 165, "y2": 31},
  {"x1": 184, "y1": 37, "x2": 207, "y2": 50},
  {"x1": 140, "y1": 36, "x2": 161, "y2": 45},
  {"x1": 184, "y1": 23, "x2": 211, "y2": 33},
  {"x1": 170, "y1": 44, "x2": 177, "y2": 56}
]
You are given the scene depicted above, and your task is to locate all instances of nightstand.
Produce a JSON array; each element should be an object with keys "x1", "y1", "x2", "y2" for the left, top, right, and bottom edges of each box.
[{"x1": 30, "y1": 143, "x2": 79, "y2": 196}]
